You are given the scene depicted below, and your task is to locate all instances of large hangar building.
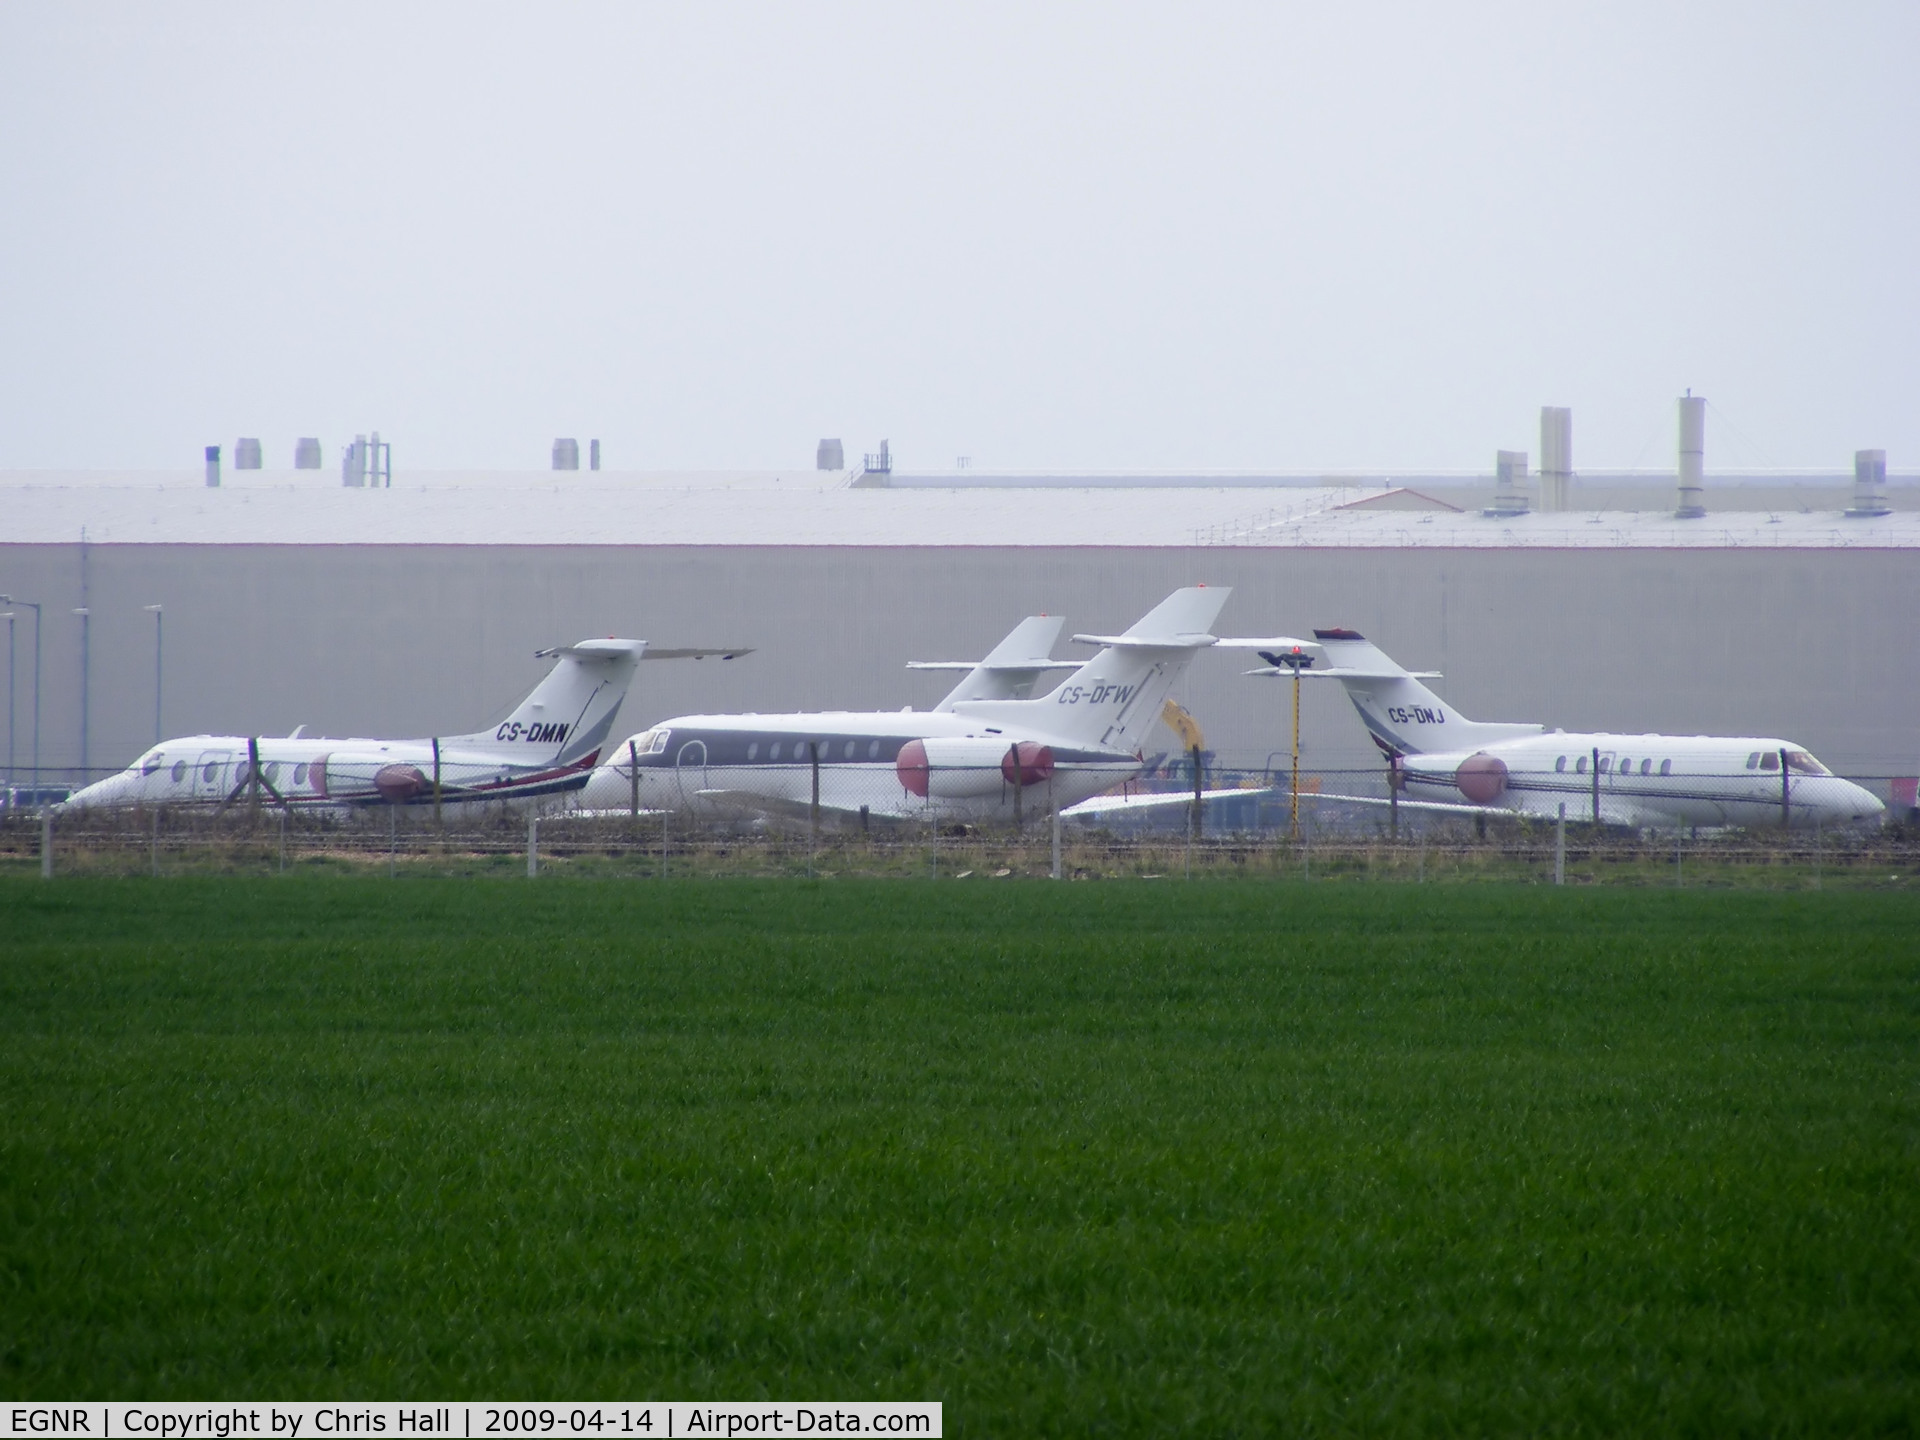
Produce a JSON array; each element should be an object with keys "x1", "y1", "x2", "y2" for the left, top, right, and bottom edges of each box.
[{"x1": 2, "y1": 460, "x2": 1916, "y2": 793}]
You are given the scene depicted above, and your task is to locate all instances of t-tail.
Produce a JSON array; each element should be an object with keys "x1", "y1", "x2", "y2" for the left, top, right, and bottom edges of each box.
[
  {"x1": 446, "y1": 639, "x2": 644, "y2": 768},
  {"x1": 954, "y1": 587, "x2": 1235, "y2": 754},
  {"x1": 910, "y1": 614, "x2": 1077, "y2": 709},
  {"x1": 1299, "y1": 628, "x2": 1541, "y2": 758}
]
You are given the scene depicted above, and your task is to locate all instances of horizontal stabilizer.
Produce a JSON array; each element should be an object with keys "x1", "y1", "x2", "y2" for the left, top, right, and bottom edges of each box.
[
  {"x1": 641, "y1": 646, "x2": 752, "y2": 661},
  {"x1": 1246, "y1": 666, "x2": 1442, "y2": 679}
]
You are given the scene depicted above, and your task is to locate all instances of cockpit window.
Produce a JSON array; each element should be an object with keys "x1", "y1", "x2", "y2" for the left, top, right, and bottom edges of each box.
[
  {"x1": 1759, "y1": 752, "x2": 1779, "y2": 771},
  {"x1": 140, "y1": 751, "x2": 164, "y2": 775},
  {"x1": 1784, "y1": 750, "x2": 1830, "y2": 776}
]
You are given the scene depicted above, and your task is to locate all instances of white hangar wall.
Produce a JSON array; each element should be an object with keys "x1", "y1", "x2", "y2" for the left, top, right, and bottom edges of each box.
[{"x1": 0, "y1": 542, "x2": 1913, "y2": 786}]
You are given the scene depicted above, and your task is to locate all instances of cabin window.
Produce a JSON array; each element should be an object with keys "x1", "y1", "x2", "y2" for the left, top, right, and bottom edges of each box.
[
  {"x1": 844, "y1": 740, "x2": 857, "y2": 760},
  {"x1": 202, "y1": 761, "x2": 219, "y2": 783},
  {"x1": 294, "y1": 763, "x2": 308, "y2": 786},
  {"x1": 868, "y1": 740, "x2": 880, "y2": 760},
  {"x1": 770, "y1": 741, "x2": 782, "y2": 761},
  {"x1": 171, "y1": 760, "x2": 187, "y2": 783},
  {"x1": 1785, "y1": 750, "x2": 1830, "y2": 776},
  {"x1": 1574, "y1": 755, "x2": 1587, "y2": 774},
  {"x1": 1659, "y1": 759, "x2": 1672, "y2": 776},
  {"x1": 1598, "y1": 757, "x2": 1611, "y2": 774},
  {"x1": 1760, "y1": 752, "x2": 1779, "y2": 771},
  {"x1": 1555, "y1": 756, "x2": 1567, "y2": 772},
  {"x1": 1640, "y1": 759, "x2": 1652, "y2": 776},
  {"x1": 265, "y1": 762, "x2": 280, "y2": 782},
  {"x1": 1746, "y1": 751, "x2": 1761, "y2": 769},
  {"x1": 747, "y1": 742, "x2": 759, "y2": 761}
]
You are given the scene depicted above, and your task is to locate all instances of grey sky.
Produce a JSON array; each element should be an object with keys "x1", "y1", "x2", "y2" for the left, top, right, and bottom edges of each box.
[{"x1": 2, "y1": 2, "x2": 1914, "y2": 473}]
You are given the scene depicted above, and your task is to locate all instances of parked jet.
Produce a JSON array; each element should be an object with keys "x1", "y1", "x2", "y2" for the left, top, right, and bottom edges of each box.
[
  {"x1": 577, "y1": 588, "x2": 1305, "y2": 824},
  {"x1": 60, "y1": 639, "x2": 746, "y2": 813},
  {"x1": 1251, "y1": 629, "x2": 1884, "y2": 829}
]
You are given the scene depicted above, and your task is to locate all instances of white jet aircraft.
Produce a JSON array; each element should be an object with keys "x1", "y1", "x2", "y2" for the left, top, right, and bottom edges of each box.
[
  {"x1": 61, "y1": 639, "x2": 746, "y2": 813},
  {"x1": 1251, "y1": 629, "x2": 1884, "y2": 829},
  {"x1": 577, "y1": 587, "x2": 1306, "y2": 824}
]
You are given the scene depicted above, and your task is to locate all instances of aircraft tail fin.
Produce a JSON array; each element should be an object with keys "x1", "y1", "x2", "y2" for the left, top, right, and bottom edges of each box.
[
  {"x1": 954, "y1": 586, "x2": 1233, "y2": 753},
  {"x1": 448, "y1": 639, "x2": 643, "y2": 768},
  {"x1": 910, "y1": 615, "x2": 1077, "y2": 709},
  {"x1": 1294, "y1": 628, "x2": 1541, "y2": 757}
]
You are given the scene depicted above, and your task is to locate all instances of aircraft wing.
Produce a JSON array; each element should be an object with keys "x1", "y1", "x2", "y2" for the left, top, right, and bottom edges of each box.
[
  {"x1": 1308, "y1": 791, "x2": 1504, "y2": 817},
  {"x1": 692, "y1": 789, "x2": 917, "y2": 826},
  {"x1": 1062, "y1": 786, "x2": 1275, "y2": 819}
]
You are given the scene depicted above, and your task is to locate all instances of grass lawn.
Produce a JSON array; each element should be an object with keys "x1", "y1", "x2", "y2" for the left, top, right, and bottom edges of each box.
[{"x1": 1, "y1": 878, "x2": 1915, "y2": 1433}]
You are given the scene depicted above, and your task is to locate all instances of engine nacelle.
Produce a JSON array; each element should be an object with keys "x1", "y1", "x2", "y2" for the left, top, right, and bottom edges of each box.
[
  {"x1": 1454, "y1": 752, "x2": 1508, "y2": 804},
  {"x1": 897, "y1": 737, "x2": 1055, "y2": 799},
  {"x1": 318, "y1": 753, "x2": 427, "y2": 802}
]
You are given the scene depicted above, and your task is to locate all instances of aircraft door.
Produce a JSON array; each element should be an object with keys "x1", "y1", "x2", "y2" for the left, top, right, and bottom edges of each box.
[
  {"x1": 674, "y1": 739, "x2": 709, "y2": 806},
  {"x1": 193, "y1": 749, "x2": 233, "y2": 802}
]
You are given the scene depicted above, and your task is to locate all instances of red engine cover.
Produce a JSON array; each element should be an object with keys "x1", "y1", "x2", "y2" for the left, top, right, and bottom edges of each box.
[
  {"x1": 1000, "y1": 741, "x2": 1055, "y2": 787},
  {"x1": 1454, "y1": 752, "x2": 1508, "y2": 804},
  {"x1": 375, "y1": 763, "x2": 429, "y2": 801},
  {"x1": 896, "y1": 739, "x2": 930, "y2": 797}
]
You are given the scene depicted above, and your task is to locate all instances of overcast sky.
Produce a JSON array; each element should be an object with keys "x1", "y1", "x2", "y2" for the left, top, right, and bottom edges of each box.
[{"x1": 2, "y1": 2, "x2": 1914, "y2": 473}]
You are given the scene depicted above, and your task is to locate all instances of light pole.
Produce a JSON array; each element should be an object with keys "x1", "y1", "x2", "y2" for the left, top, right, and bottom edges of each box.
[
  {"x1": 1270, "y1": 647, "x2": 1315, "y2": 839},
  {"x1": 73, "y1": 607, "x2": 90, "y2": 785},
  {"x1": 144, "y1": 605, "x2": 163, "y2": 744},
  {"x1": 0, "y1": 596, "x2": 41, "y2": 801},
  {"x1": 2, "y1": 611, "x2": 13, "y2": 789}
]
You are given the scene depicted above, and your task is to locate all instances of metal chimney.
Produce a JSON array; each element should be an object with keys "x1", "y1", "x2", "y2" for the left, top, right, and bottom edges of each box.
[
  {"x1": 589, "y1": 439, "x2": 601, "y2": 471},
  {"x1": 1847, "y1": 449, "x2": 1890, "y2": 517},
  {"x1": 1484, "y1": 450, "x2": 1530, "y2": 517},
  {"x1": 204, "y1": 445, "x2": 221, "y2": 488},
  {"x1": 816, "y1": 438, "x2": 844, "y2": 470},
  {"x1": 1675, "y1": 394, "x2": 1706, "y2": 517},
  {"x1": 1539, "y1": 407, "x2": 1572, "y2": 512}
]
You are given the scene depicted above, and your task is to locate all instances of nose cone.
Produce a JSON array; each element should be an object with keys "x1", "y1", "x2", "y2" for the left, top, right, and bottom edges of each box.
[
  {"x1": 59, "y1": 774, "x2": 128, "y2": 812},
  {"x1": 1846, "y1": 780, "x2": 1888, "y2": 823}
]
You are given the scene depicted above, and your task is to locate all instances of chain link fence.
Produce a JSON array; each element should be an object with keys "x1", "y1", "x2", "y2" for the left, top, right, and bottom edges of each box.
[{"x1": 5, "y1": 761, "x2": 1917, "y2": 886}]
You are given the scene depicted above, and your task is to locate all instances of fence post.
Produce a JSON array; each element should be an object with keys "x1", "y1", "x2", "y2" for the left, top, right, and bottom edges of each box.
[
  {"x1": 40, "y1": 806, "x2": 52, "y2": 879},
  {"x1": 152, "y1": 805, "x2": 161, "y2": 878},
  {"x1": 809, "y1": 742, "x2": 820, "y2": 873},
  {"x1": 1050, "y1": 772, "x2": 1061, "y2": 880},
  {"x1": 432, "y1": 737, "x2": 443, "y2": 831},
  {"x1": 527, "y1": 813, "x2": 539, "y2": 878},
  {"x1": 660, "y1": 806, "x2": 668, "y2": 880},
  {"x1": 1554, "y1": 802, "x2": 1565, "y2": 886},
  {"x1": 629, "y1": 739, "x2": 641, "y2": 827},
  {"x1": 1780, "y1": 748, "x2": 1791, "y2": 828}
]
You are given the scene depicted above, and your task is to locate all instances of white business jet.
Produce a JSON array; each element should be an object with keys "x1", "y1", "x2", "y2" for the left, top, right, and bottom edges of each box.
[
  {"x1": 61, "y1": 639, "x2": 746, "y2": 813},
  {"x1": 1250, "y1": 629, "x2": 1884, "y2": 829},
  {"x1": 578, "y1": 587, "x2": 1306, "y2": 824}
]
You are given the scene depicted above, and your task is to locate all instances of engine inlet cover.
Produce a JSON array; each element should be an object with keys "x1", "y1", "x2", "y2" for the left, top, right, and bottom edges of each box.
[{"x1": 1454, "y1": 752, "x2": 1508, "y2": 804}]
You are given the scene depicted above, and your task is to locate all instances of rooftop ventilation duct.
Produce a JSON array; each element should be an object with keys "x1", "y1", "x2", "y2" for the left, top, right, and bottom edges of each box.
[
  {"x1": 293, "y1": 438, "x2": 322, "y2": 470},
  {"x1": 1484, "y1": 449, "x2": 1530, "y2": 517},
  {"x1": 552, "y1": 438, "x2": 580, "y2": 471},
  {"x1": 1675, "y1": 394, "x2": 1706, "y2": 518},
  {"x1": 1847, "y1": 449, "x2": 1890, "y2": 517},
  {"x1": 235, "y1": 438, "x2": 262, "y2": 470},
  {"x1": 816, "y1": 438, "x2": 844, "y2": 470},
  {"x1": 1539, "y1": 406, "x2": 1571, "y2": 512}
]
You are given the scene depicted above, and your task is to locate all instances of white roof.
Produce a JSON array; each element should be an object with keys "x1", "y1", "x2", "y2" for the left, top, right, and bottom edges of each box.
[{"x1": 2, "y1": 468, "x2": 1916, "y2": 549}]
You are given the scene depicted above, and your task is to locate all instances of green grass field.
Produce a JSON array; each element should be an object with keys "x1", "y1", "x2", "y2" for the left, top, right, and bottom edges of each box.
[{"x1": 2, "y1": 878, "x2": 1916, "y2": 1433}]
